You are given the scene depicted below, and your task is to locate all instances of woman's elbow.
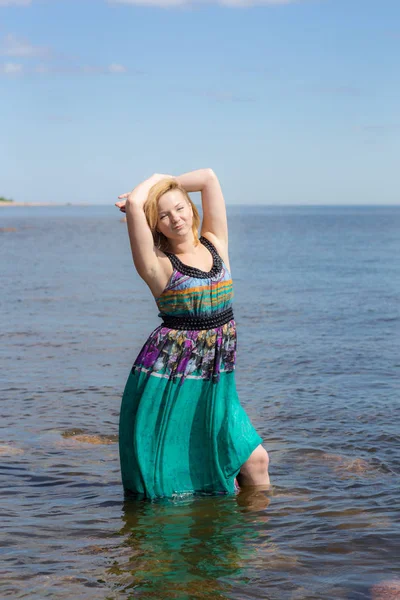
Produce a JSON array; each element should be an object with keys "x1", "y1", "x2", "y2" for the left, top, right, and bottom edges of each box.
[{"x1": 205, "y1": 168, "x2": 217, "y2": 182}]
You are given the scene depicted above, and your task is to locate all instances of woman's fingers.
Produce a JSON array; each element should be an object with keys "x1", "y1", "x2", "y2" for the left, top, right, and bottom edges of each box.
[
  {"x1": 115, "y1": 199, "x2": 127, "y2": 214},
  {"x1": 118, "y1": 193, "x2": 129, "y2": 199}
]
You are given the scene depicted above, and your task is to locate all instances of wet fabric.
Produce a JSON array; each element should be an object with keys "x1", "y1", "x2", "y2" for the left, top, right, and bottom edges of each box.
[{"x1": 119, "y1": 236, "x2": 262, "y2": 499}]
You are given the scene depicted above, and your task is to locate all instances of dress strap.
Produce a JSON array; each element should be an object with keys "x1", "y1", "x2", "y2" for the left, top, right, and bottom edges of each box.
[
  {"x1": 200, "y1": 235, "x2": 220, "y2": 259},
  {"x1": 163, "y1": 236, "x2": 222, "y2": 279},
  {"x1": 163, "y1": 251, "x2": 180, "y2": 272}
]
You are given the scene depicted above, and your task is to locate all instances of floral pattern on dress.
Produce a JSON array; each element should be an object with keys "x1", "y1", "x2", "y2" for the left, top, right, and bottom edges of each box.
[{"x1": 132, "y1": 319, "x2": 237, "y2": 385}]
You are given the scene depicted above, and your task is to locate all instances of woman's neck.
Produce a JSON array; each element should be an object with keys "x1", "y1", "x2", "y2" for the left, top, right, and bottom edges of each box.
[{"x1": 168, "y1": 235, "x2": 199, "y2": 256}]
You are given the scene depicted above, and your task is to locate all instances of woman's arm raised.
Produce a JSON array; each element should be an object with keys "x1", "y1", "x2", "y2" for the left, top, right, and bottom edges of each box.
[
  {"x1": 175, "y1": 168, "x2": 228, "y2": 246},
  {"x1": 116, "y1": 173, "x2": 170, "y2": 282}
]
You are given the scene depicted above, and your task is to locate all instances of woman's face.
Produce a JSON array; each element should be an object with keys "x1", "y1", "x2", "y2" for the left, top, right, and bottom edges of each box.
[{"x1": 157, "y1": 190, "x2": 193, "y2": 239}]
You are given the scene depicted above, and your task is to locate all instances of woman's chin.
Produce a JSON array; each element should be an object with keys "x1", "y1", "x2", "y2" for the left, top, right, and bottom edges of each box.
[{"x1": 163, "y1": 225, "x2": 191, "y2": 239}]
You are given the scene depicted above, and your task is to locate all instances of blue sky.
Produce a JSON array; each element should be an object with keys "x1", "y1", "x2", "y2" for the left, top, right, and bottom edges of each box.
[{"x1": 1, "y1": 0, "x2": 399, "y2": 205}]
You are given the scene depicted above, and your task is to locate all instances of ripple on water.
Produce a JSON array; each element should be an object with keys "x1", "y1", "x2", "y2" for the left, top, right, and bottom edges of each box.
[{"x1": 1, "y1": 206, "x2": 400, "y2": 599}]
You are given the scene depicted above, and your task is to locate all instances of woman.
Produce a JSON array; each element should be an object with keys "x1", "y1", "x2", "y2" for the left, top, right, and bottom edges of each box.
[{"x1": 115, "y1": 169, "x2": 270, "y2": 499}]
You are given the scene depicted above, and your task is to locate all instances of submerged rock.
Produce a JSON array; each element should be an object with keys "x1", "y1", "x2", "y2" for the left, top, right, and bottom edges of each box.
[
  {"x1": 61, "y1": 429, "x2": 118, "y2": 445},
  {"x1": 71, "y1": 434, "x2": 117, "y2": 445},
  {"x1": 371, "y1": 579, "x2": 400, "y2": 600},
  {"x1": 320, "y1": 453, "x2": 372, "y2": 477},
  {"x1": 0, "y1": 444, "x2": 23, "y2": 455}
]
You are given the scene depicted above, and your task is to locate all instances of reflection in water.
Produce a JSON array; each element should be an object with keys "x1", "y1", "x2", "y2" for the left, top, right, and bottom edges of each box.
[{"x1": 110, "y1": 490, "x2": 271, "y2": 599}]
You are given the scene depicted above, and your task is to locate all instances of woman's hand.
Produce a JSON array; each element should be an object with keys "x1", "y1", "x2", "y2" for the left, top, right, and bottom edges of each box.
[{"x1": 115, "y1": 173, "x2": 173, "y2": 212}]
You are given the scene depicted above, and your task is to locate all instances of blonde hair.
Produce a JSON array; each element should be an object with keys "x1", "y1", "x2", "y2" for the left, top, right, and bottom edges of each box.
[{"x1": 144, "y1": 179, "x2": 201, "y2": 252}]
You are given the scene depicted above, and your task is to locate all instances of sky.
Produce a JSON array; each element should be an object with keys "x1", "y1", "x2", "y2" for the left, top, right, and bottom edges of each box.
[{"x1": 0, "y1": 0, "x2": 399, "y2": 205}]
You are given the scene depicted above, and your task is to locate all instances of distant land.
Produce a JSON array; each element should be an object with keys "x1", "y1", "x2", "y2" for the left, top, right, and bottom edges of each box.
[{"x1": 0, "y1": 202, "x2": 92, "y2": 207}]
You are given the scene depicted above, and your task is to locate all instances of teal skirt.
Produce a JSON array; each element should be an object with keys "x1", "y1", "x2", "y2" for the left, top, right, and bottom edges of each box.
[{"x1": 119, "y1": 367, "x2": 262, "y2": 500}]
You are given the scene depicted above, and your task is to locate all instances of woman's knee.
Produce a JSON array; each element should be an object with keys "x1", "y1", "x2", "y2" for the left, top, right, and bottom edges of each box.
[{"x1": 241, "y1": 445, "x2": 269, "y2": 477}]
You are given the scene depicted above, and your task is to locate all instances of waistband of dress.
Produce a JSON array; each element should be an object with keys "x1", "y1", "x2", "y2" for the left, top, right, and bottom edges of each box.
[{"x1": 160, "y1": 307, "x2": 234, "y2": 330}]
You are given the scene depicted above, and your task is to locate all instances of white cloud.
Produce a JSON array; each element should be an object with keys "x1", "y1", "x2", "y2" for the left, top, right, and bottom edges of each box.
[
  {"x1": 81, "y1": 63, "x2": 128, "y2": 74},
  {"x1": 108, "y1": 63, "x2": 127, "y2": 73},
  {"x1": 0, "y1": 61, "x2": 129, "y2": 75},
  {"x1": 0, "y1": 34, "x2": 128, "y2": 75},
  {"x1": 0, "y1": 0, "x2": 301, "y2": 5},
  {"x1": 0, "y1": 62, "x2": 23, "y2": 74},
  {"x1": 0, "y1": 34, "x2": 49, "y2": 57},
  {"x1": 109, "y1": 0, "x2": 299, "y2": 6},
  {"x1": 0, "y1": 0, "x2": 31, "y2": 5},
  {"x1": 220, "y1": 0, "x2": 299, "y2": 4}
]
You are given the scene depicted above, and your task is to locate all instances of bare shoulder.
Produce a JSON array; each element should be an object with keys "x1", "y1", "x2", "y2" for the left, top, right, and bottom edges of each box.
[{"x1": 200, "y1": 231, "x2": 231, "y2": 273}]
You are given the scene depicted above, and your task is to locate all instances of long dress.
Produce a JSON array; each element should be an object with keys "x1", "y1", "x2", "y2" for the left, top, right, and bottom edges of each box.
[{"x1": 119, "y1": 235, "x2": 262, "y2": 500}]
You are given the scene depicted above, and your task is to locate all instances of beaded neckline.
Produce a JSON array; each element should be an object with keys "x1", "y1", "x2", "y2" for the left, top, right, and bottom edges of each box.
[{"x1": 164, "y1": 236, "x2": 222, "y2": 279}]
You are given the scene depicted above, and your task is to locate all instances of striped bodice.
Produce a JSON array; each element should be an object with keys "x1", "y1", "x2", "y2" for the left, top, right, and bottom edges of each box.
[{"x1": 156, "y1": 236, "x2": 233, "y2": 319}]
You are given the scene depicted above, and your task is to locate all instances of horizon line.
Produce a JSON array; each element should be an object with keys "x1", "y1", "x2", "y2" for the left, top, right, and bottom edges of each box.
[{"x1": 1, "y1": 202, "x2": 400, "y2": 208}]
